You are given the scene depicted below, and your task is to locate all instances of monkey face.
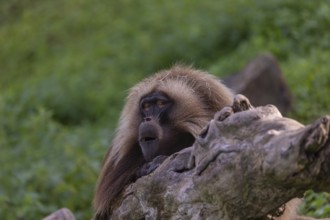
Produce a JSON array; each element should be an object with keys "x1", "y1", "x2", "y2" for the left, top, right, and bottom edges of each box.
[{"x1": 138, "y1": 91, "x2": 195, "y2": 161}]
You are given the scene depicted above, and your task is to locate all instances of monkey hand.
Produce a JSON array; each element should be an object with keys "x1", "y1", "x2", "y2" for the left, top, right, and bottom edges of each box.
[
  {"x1": 232, "y1": 94, "x2": 254, "y2": 113},
  {"x1": 136, "y1": 155, "x2": 168, "y2": 178},
  {"x1": 303, "y1": 116, "x2": 330, "y2": 154}
]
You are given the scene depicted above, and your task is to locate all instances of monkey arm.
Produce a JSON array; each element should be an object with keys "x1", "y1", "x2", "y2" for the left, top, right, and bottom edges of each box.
[{"x1": 110, "y1": 96, "x2": 330, "y2": 220}]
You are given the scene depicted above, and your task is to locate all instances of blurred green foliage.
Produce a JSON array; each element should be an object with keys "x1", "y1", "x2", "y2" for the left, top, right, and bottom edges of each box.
[{"x1": 1, "y1": 0, "x2": 330, "y2": 219}]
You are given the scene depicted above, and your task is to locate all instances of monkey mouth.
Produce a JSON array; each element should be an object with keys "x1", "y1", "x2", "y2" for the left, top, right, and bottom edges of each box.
[{"x1": 140, "y1": 137, "x2": 158, "y2": 142}]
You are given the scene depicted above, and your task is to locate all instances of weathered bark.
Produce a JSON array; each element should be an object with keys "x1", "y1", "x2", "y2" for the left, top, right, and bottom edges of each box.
[{"x1": 110, "y1": 95, "x2": 330, "y2": 220}]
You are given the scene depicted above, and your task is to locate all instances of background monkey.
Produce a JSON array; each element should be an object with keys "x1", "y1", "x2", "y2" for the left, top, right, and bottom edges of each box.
[{"x1": 93, "y1": 65, "x2": 233, "y2": 219}]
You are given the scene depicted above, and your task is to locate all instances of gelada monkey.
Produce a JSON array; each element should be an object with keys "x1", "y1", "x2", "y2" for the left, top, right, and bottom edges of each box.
[{"x1": 93, "y1": 65, "x2": 233, "y2": 219}]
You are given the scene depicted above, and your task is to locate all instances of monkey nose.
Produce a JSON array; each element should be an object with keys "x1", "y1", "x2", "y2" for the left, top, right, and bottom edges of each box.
[{"x1": 144, "y1": 117, "x2": 152, "y2": 122}]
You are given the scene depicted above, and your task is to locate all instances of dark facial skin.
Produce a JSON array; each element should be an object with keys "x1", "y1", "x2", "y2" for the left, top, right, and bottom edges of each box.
[{"x1": 138, "y1": 92, "x2": 195, "y2": 162}]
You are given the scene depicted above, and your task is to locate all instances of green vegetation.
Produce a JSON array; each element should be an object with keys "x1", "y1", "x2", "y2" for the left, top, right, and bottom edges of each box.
[{"x1": 1, "y1": 0, "x2": 330, "y2": 219}]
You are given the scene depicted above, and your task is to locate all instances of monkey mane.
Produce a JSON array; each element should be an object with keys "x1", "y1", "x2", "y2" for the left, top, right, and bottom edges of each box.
[{"x1": 93, "y1": 65, "x2": 233, "y2": 218}]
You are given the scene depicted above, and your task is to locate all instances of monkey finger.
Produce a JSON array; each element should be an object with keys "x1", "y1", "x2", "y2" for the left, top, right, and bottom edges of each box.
[{"x1": 232, "y1": 94, "x2": 254, "y2": 113}]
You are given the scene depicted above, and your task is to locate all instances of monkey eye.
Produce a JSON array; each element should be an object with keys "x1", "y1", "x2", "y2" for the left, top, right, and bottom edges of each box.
[
  {"x1": 156, "y1": 100, "x2": 165, "y2": 108},
  {"x1": 142, "y1": 102, "x2": 151, "y2": 111}
]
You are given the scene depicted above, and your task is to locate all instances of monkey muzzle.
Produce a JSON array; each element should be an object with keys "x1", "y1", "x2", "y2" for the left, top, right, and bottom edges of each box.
[{"x1": 139, "y1": 119, "x2": 162, "y2": 162}]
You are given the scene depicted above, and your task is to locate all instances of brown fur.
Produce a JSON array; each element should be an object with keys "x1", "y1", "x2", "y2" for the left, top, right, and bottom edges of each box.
[{"x1": 93, "y1": 65, "x2": 233, "y2": 218}]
